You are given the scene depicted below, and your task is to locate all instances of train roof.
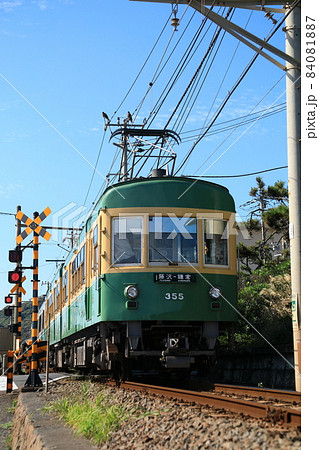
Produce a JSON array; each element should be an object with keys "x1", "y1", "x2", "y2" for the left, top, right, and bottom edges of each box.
[{"x1": 95, "y1": 176, "x2": 235, "y2": 213}]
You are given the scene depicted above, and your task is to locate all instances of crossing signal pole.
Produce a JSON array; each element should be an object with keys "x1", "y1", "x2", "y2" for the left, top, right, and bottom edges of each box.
[
  {"x1": 15, "y1": 207, "x2": 51, "y2": 389},
  {"x1": 25, "y1": 212, "x2": 42, "y2": 387}
]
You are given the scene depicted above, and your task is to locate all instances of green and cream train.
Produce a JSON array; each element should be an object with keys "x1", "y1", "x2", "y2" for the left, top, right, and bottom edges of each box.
[{"x1": 39, "y1": 174, "x2": 238, "y2": 375}]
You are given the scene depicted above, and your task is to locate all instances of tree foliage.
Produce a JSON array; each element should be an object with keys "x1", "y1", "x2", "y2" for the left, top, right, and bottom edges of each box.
[
  {"x1": 236, "y1": 260, "x2": 292, "y2": 348},
  {"x1": 0, "y1": 301, "x2": 32, "y2": 342},
  {"x1": 238, "y1": 177, "x2": 289, "y2": 273},
  {"x1": 231, "y1": 178, "x2": 293, "y2": 350}
]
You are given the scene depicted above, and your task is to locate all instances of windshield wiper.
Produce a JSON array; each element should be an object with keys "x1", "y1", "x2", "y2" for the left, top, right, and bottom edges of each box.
[{"x1": 149, "y1": 244, "x2": 178, "y2": 266}]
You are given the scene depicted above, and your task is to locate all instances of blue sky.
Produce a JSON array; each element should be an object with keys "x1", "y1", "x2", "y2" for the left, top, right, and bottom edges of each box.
[{"x1": 0, "y1": 0, "x2": 308, "y2": 306}]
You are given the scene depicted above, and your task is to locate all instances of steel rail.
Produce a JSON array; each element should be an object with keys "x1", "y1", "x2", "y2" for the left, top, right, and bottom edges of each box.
[
  {"x1": 212, "y1": 383, "x2": 301, "y2": 404},
  {"x1": 108, "y1": 380, "x2": 300, "y2": 427}
]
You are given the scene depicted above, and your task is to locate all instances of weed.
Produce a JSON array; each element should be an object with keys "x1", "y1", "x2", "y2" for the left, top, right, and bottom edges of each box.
[
  {"x1": 7, "y1": 399, "x2": 18, "y2": 414},
  {"x1": 1, "y1": 422, "x2": 13, "y2": 430},
  {"x1": 44, "y1": 383, "x2": 162, "y2": 445}
]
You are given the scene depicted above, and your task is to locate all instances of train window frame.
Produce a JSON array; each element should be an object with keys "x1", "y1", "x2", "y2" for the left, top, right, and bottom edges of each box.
[
  {"x1": 202, "y1": 218, "x2": 229, "y2": 267},
  {"x1": 148, "y1": 215, "x2": 198, "y2": 266},
  {"x1": 112, "y1": 216, "x2": 143, "y2": 266},
  {"x1": 62, "y1": 270, "x2": 68, "y2": 304},
  {"x1": 93, "y1": 225, "x2": 99, "y2": 276},
  {"x1": 71, "y1": 243, "x2": 86, "y2": 292},
  {"x1": 54, "y1": 282, "x2": 60, "y2": 312}
]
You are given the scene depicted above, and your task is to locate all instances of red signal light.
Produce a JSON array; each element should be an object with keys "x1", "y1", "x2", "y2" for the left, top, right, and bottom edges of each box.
[
  {"x1": 8, "y1": 271, "x2": 22, "y2": 284},
  {"x1": 5, "y1": 295, "x2": 13, "y2": 304}
]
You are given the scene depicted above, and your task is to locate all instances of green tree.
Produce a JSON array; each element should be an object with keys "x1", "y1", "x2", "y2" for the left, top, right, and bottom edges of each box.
[
  {"x1": 238, "y1": 177, "x2": 289, "y2": 272},
  {"x1": 235, "y1": 260, "x2": 292, "y2": 348}
]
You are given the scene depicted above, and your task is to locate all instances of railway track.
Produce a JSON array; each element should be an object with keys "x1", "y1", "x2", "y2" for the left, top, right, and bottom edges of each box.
[
  {"x1": 106, "y1": 380, "x2": 301, "y2": 428},
  {"x1": 212, "y1": 383, "x2": 301, "y2": 403}
]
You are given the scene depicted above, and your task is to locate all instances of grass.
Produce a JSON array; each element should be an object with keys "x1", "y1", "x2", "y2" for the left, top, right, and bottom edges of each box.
[
  {"x1": 1, "y1": 422, "x2": 13, "y2": 430},
  {"x1": 6, "y1": 399, "x2": 17, "y2": 414},
  {"x1": 2, "y1": 397, "x2": 18, "y2": 450},
  {"x1": 44, "y1": 382, "x2": 153, "y2": 445}
]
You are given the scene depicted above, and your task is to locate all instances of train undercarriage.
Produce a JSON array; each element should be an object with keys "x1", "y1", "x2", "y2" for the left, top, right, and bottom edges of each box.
[{"x1": 50, "y1": 320, "x2": 220, "y2": 378}]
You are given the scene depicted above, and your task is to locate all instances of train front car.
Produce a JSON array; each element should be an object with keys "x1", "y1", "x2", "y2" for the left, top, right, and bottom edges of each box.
[{"x1": 96, "y1": 175, "x2": 237, "y2": 376}]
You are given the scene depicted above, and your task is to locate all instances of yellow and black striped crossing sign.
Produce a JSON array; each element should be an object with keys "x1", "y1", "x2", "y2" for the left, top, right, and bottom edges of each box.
[{"x1": 16, "y1": 207, "x2": 51, "y2": 244}]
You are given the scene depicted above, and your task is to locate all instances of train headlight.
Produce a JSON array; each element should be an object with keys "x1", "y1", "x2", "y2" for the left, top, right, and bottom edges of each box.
[
  {"x1": 124, "y1": 285, "x2": 139, "y2": 300},
  {"x1": 209, "y1": 287, "x2": 221, "y2": 299}
]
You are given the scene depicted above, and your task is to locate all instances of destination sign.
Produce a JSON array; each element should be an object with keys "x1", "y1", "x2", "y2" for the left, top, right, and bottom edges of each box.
[{"x1": 153, "y1": 273, "x2": 196, "y2": 283}]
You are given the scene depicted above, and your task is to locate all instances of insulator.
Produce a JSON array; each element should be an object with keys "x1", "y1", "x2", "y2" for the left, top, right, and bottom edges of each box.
[{"x1": 171, "y1": 17, "x2": 179, "y2": 30}]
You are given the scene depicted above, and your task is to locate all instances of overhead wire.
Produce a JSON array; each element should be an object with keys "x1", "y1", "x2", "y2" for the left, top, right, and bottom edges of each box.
[
  {"x1": 181, "y1": 103, "x2": 286, "y2": 143},
  {"x1": 185, "y1": 165, "x2": 287, "y2": 178},
  {"x1": 174, "y1": 7, "x2": 289, "y2": 175},
  {"x1": 179, "y1": 102, "x2": 285, "y2": 138},
  {"x1": 111, "y1": 14, "x2": 172, "y2": 121},
  {"x1": 166, "y1": 7, "x2": 234, "y2": 133},
  {"x1": 190, "y1": 72, "x2": 286, "y2": 177}
]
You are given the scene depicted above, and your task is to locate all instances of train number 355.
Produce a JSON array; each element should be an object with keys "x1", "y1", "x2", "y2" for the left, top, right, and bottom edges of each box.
[{"x1": 164, "y1": 292, "x2": 184, "y2": 300}]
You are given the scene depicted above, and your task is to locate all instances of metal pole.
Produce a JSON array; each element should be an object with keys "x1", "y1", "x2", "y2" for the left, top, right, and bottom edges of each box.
[
  {"x1": 121, "y1": 125, "x2": 128, "y2": 182},
  {"x1": 13, "y1": 205, "x2": 22, "y2": 352},
  {"x1": 285, "y1": 4, "x2": 301, "y2": 392},
  {"x1": 24, "y1": 211, "x2": 43, "y2": 388},
  {"x1": 45, "y1": 313, "x2": 50, "y2": 393},
  {"x1": 6, "y1": 351, "x2": 14, "y2": 393}
]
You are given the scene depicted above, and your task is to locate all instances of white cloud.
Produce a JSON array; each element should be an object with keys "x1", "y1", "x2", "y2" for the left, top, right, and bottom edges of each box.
[
  {"x1": 0, "y1": 183, "x2": 24, "y2": 198},
  {"x1": 0, "y1": 1, "x2": 23, "y2": 12}
]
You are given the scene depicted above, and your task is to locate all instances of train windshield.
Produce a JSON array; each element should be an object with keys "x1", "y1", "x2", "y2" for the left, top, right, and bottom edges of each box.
[
  {"x1": 112, "y1": 216, "x2": 143, "y2": 265},
  {"x1": 203, "y1": 219, "x2": 228, "y2": 266},
  {"x1": 149, "y1": 215, "x2": 197, "y2": 264}
]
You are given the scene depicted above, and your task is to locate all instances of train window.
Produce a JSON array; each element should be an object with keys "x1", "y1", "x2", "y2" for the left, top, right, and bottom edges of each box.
[
  {"x1": 93, "y1": 226, "x2": 98, "y2": 275},
  {"x1": 62, "y1": 271, "x2": 68, "y2": 303},
  {"x1": 203, "y1": 219, "x2": 228, "y2": 266},
  {"x1": 112, "y1": 216, "x2": 143, "y2": 265},
  {"x1": 93, "y1": 225, "x2": 98, "y2": 246},
  {"x1": 71, "y1": 244, "x2": 86, "y2": 291},
  {"x1": 55, "y1": 282, "x2": 60, "y2": 311},
  {"x1": 149, "y1": 216, "x2": 197, "y2": 264}
]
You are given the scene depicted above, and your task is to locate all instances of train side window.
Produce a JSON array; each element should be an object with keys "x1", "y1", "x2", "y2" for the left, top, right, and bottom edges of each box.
[
  {"x1": 203, "y1": 219, "x2": 228, "y2": 266},
  {"x1": 112, "y1": 216, "x2": 143, "y2": 265},
  {"x1": 62, "y1": 271, "x2": 68, "y2": 303},
  {"x1": 93, "y1": 225, "x2": 98, "y2": 275},
  {"x1": 54, "y1": 282, "x2": 60, "y2": 312},
  {"x1": 149, "y1": 216, "x2": 197, "y2": 264}
]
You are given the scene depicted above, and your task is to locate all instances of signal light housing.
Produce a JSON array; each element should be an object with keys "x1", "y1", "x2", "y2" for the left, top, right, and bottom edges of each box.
[
  {"x1": 9, "y1": 249, "x2": 23, "y2": 263},
  {"x1": 8, "y1": 270, "x2": 22, "y2": 284},
  {"x1": 5, "y1": 295, "x2": 13, "y2": 304},
  {"x1": 4, "y1": 307, "x2": 12, "y2": 317}
]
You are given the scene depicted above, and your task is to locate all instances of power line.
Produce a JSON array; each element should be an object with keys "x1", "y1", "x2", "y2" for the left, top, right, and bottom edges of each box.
[
  {"x1": 174, "y1": 6, "x2": 289, "y2": 176},
  {"x1": 185, "y1": 165, "x2": 287, "y2": 179}
]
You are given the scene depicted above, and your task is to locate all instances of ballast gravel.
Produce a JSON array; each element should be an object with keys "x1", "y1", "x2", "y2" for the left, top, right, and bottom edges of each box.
[{"x1": 43, "y1": 379, "x2": 301, "y2": 449}]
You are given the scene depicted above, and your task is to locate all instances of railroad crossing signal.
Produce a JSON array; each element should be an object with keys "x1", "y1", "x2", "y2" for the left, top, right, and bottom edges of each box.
[
  {"x1": 9, "y1": 249, "x2": 23, "y2": 263},
  {"x1": 16, "y1": 207, "x2": 51, "y2": 244},
  {"x1": 8, "y1": 270, "x2": 23, "y2": 284},
  {"x1": 17, "y1": 208, "x2": 51, "y2": 389},
  {"x1": 10, "y1": 275, "x2": 26, "y2": 295},
  {"x1": 4, "y1": 295, "x2": 13, "y2": 304}
]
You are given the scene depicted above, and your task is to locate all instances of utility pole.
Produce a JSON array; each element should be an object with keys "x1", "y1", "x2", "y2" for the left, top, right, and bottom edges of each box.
[
  {"x1": 130, "y1": 0, "x2": 301, "y2": 390},
  {"x1": 285, "y1": 4, "x2": 301, "y2": 392}
]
